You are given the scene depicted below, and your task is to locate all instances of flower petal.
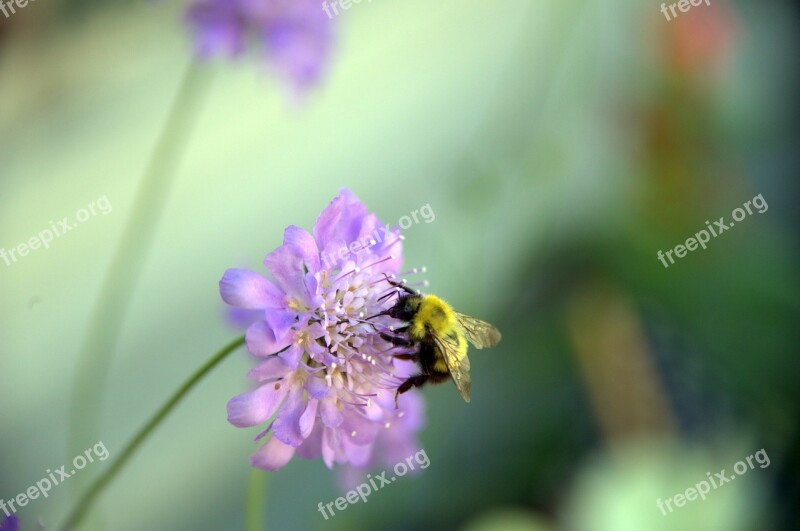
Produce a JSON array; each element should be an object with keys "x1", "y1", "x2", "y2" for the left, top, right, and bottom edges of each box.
[
  {"x1": 320, "y1": 396, "x2": 343, "y2": 428},
  {"x1": 250, "y1": 436, "x2": 296, "y2": 471},
  {"x1": 266, "y1": 308, "x2": 297, "y2": 339},
  {"x1": 227, "y1": 382, "x2": 288, "y2": 427},
  {"x1": 220, "y1": 269, "x2": 285, "y2": 309},
  {"x1": 247, "y1": 356, "x2": 292, "y2": 381},
  {"x1": 299, "y1": 398, "x2": 319, "y2": 439},
  {"x1": 246, "y1": 321, "x2": 292, "y2": 357},
  {"x1": 313, "y1": 189, "x2": 370, "y2": 251},
  {"x1": 304, "y1": 272, "x2": 325, "y2": 309},
  {"x1": 322, "y1": 427, "x2": 340, "y2": 469},
  {"x1": 342, "y1": 412, "x2": 380, "y2": 446},
  {"x1": 278, "y1": 343, "x2": 305, "y2": 370},
  {"x1": 226, "y1": 307, "x2": 264, "y2": 330},
  {"x1": 272, "y1": 384, "x2": 306, "y2": 447},
  {"x1": 296, "y1": 422, "x2": 323, "y2": 460},
  {"x1": 342, "y1": 435, "x2": 374, "y2": 467},
  {"x1": 306, "y1": 374, "x2": 329, "y2": 400},
  {"x1": 283, "y1": 225, "x2": 321, "y2": 273},
  {"x1": 264, "y1": 226, "x2": 321, "y2": 300},
  {"x1": 319, "y1": 236, "x2": 350, "y2": 269}
]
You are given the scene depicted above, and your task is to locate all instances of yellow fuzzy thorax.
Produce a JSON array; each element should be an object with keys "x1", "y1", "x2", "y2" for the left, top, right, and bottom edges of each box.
[{"x1": 409, "y1": 294, "x2": 457, "y2": 340}]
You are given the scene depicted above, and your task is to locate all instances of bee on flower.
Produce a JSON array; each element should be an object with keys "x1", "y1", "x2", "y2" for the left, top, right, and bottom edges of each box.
[{"x1": 220, "y1": 189, "x2": 425, "y2": 471}]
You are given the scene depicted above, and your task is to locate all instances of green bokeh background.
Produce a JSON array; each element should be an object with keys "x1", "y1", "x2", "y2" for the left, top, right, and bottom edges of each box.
[{"x1": 1, "y1": 1, "x2": 798, "y2": 530}]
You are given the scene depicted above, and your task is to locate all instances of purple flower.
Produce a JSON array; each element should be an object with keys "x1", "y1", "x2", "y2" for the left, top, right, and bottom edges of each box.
[
  {"x1": 1, "y1": 516, "x2": 45, "y2": 531},
  {"x1": 220, "y1": 189, "x2": 426, "y2": 471},
  {"x1": 186, "y1": 0, "x2": 335, "y2": 93},
  {"x1": 0, "y1": 516, "x2": 19, "y2": 531}
]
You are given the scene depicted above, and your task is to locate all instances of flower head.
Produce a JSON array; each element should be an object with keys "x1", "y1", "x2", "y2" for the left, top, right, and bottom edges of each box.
[
  {"x1": 221, "y1": 189, "x2": 425, "y2": 471},
  {"x1": 186, "y1": 0, "x2": 335, "y2": 93}
]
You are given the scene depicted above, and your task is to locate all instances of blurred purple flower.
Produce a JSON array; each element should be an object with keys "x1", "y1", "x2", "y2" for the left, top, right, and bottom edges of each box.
[
  {"x1": 220, "y1": 189, "x2": 426, "y2": 471},
  {"x1": 186, "y1": 0, "x2": 335, "y2": 93},
  {"x1": 0, "y1": 516, "x2": 18, "y2": 531},
  {"x1": 1, "y1": 516, "x2": 46, "y2": 531}
]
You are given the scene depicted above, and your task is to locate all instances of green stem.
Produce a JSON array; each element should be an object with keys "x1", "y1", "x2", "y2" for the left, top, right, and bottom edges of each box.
[
  {"x1": 245, "y1": 469, "x2": 268, "y2": 531},
  {"x1": 69, "y1": 58, "x2": 211, "y2": 490},
  {"x1": 61, "y1": 335, "x2": 245, "y2": 531}
]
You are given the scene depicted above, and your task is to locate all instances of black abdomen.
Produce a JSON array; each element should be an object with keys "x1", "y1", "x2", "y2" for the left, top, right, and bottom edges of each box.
[{"x1": 418, "y1": 340, "x2": 449, "y2": 378}]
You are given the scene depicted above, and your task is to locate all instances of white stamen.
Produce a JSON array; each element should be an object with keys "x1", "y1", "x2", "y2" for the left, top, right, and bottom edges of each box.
[
  {"x1": 351, "y1": 431, "x2": 357, "y2": 437},
  {"x1": 384, "y1": 422, "x2": 391, "y2": 429},
  {"x1": 398, "y1": 412, "x2": 405, "y2": 418}
]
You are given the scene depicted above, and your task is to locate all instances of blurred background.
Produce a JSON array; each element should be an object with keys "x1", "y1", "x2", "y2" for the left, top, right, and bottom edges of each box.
[{"x1": 1, "y1": 0, "x2": 798, "y2": 530}]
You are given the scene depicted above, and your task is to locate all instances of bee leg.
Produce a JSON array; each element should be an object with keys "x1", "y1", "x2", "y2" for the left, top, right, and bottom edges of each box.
[
  {"x1": 394, "y1": 374, "x2": 429, "y2": 408},
  {"x1": 392, "y1": 353, "x2": 417, "y2": 361},
  {"x1": 379, "y1": 331, "x2": 414, "y2": 347}
]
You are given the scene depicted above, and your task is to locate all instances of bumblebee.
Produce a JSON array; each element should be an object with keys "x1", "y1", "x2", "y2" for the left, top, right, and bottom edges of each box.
[{"x1": 373, "y1": 279, "x2": 501, "y2": 404}]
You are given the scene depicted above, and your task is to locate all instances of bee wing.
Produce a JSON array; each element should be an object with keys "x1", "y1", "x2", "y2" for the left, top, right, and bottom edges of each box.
[
  {"x1": 455, "y1": 312, "x2": 501, "y2": 349},
  {"x1": 432, "y1": 331, "x2": 471, "y2": 402}
]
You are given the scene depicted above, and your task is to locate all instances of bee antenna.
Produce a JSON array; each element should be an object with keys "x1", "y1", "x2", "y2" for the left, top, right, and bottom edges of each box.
[{"x1": 377, "y1": 287, "x2": 403, "y2": 302}]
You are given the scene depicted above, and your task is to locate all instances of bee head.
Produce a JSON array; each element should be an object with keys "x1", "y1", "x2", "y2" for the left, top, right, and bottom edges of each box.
[{"x1": 388, "y1": 295, "x2": 422, "y2": 321}]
